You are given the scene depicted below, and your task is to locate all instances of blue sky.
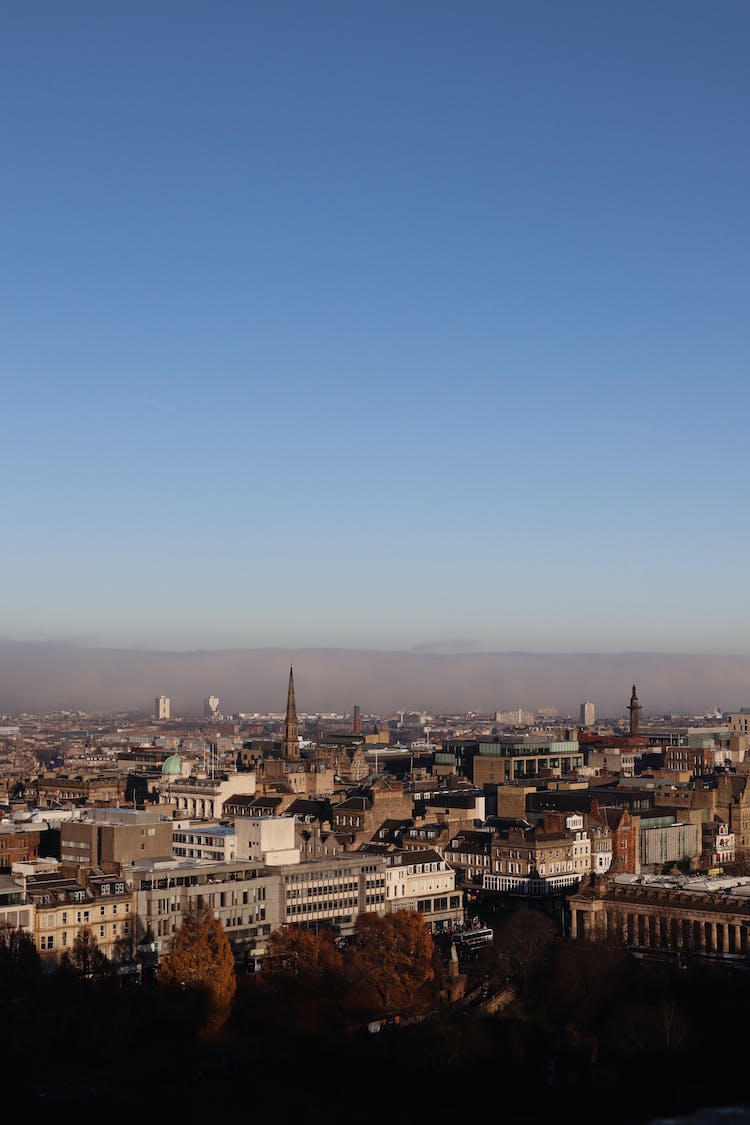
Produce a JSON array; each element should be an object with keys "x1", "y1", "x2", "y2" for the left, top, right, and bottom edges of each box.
[{"x1": 2, "y1": 1, "x2": 749, "y2": 654}]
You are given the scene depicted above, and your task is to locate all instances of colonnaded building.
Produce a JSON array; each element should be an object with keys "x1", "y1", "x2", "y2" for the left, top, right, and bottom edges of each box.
[{"x1": 568, "y1": 872, "x2": 750, "y2": 960}]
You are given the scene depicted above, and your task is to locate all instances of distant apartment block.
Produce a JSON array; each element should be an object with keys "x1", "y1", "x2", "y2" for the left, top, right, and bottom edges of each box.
[
  {"x1": 154, "y1": 696, "x2": 171, "y2": 720},
  {"x1": 203, "y1": 695, "x2": 219, "y2": 718},
  {"x1": 580, "y1": 702, "x2": 596, "y2": 727},
  {"x1": 728, "y1": 711, "x2": 750, "y2": 735},
  {"x1": 495, "y1": 708, "x2": 535, "y2": 726}
]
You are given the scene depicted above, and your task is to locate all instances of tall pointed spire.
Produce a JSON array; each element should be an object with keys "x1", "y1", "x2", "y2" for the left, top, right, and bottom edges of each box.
[{"x1": 284, "y1": 665, "x2": 300, "y2": 759}]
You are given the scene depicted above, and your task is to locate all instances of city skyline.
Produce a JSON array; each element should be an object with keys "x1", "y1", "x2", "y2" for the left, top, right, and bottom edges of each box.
[
  {"x1": 1, "y1": 638, "x2": 748, "y2": 718},
  {"x1": 3, "y1": 2, "x2": 750, "y2": 656}
]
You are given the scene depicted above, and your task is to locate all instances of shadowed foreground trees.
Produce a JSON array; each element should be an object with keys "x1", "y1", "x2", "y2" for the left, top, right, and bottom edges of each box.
[
  {"x1": 0, "y1": 924, "x2": 41, "y2": 998},
  {"x1": 158, "y1": 899, "x2": 236, "y2": 1031},
  {"x1": 258, "y1": 911, "x2": 441, "y2": 1027},
  {"x1": 4, "y1": 910, "x2": 750, "y2": 1122},
  {"x1": 494, "y1": 904, "x2": 557, "y2": 999},
  {"x1": 59, "y1": 925, "x2": 111, "y2": 982}
]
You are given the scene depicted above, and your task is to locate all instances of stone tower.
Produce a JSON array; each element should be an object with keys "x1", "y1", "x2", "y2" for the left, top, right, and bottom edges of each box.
[
  {"x1": 283, "y1": 666, "x2": 300, "y2": 760},
  {"x1": 628, "y1": 684, "x2": 642, "y2": 737}
]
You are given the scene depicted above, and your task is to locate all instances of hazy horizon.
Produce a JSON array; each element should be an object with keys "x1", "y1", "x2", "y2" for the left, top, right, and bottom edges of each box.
[{"x1": 2, "y1": 639, "x2": 749, "y2": 719}]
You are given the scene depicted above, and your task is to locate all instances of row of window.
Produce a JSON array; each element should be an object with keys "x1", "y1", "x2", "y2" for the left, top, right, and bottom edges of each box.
[
  {"x1": 287, "y1": 897, "x2": 361, "y2": 916},
  {"x1": 41, "y1": 903, "x2": 131, "y2": 928},
  {"x1": 39, "y1": 922, "x2": 130, "y2": 951}
]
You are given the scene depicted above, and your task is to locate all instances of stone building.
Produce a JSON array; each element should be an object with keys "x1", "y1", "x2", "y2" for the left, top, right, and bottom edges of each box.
[
  {"x1": 568, "y1": 871, "x2": 750, "y2": 960},
  {"x1": 14, "y1": 862, "x2": 136, "y2": 970},
  {"x1": 28, "y1": 772, "x2": 127, "y2": 808}
]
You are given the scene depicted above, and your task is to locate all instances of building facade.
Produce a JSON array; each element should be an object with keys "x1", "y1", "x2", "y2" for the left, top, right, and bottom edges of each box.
[{"x1": 155, "y1": 696, "x2": 171, "y2": 720}]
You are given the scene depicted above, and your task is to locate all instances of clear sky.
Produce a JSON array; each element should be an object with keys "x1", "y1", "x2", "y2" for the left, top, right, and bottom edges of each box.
[{"x1": 2, "y1": 1, "x2": 749, "y2": 655}]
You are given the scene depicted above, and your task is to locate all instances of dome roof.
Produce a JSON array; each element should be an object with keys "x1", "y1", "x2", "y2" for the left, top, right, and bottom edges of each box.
[{"x1": 161, "y1": 753, "x2": 183, "y2": 776}]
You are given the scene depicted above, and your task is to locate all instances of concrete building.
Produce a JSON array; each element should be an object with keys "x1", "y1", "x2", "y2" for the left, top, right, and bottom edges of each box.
[
  {"x1": 60, "y1": 808, "x2": 174, "y2": 875},
  {"x1": 154, "y1": 696, "x2": 171, "y2": 720},
  {"x1": 638, "y1": 811, "x2": 701, "y2": 873},
  {"x1": 0, "y1": 872, "x2": 32, "y2": 933},
  {"x1": 233, "y1": 815, "x2": 300, "y2": 866},
  {"x1": 276, "y1": 853, "x2": 388, "y2": 936},
  {"x1": 580, "y1": 702, "x2": 596, "y2": 728},
  {"x1": 172, "y1": 821, "x2": 237, "y2": 862},
  {"x1": 203, "y1": 695, "x2": 220, "y2": 718},
  {"x1": 586, "y1": 748, "x2": 636, "y2": 777},
  {"x1": 438, "y1": 736, "x2": 583, "y2": 785},
  {"x1": 495, "y1": 708, "x2": 535, "y2": 727},
  {"x1": 125, "y1": 857, "x2": 280, "y2": 966}
]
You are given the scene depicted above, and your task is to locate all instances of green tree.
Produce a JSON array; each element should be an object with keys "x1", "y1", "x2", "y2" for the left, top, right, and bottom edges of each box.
[
  {"x1": 61, "y1": 925, "x2": 111, "y2": 982},
  {"x1": 352, "y1": 910, "x2": 437, "y2": 1013},
  {"x1": 158, "y1": 899, "x2": 236, "y2": 1030}
]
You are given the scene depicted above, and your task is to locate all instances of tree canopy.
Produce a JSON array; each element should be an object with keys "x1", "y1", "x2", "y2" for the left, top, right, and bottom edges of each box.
[
  {"x1": 353, "y1": 911, "x2": 437, "y2": 1012},
  {"x1": 158, "y1": 899, "x2": 236, "y2": 1027},
  {"x1": 264, "y1": 924, "x2": 344, "y2": 981}
]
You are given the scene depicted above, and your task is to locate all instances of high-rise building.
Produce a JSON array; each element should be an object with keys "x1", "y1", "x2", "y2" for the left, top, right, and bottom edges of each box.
[
  {"x1": 580, "y1": 702, "x2": 596, "y2": 727},
  {"x1": 353, "y1": 705, "x2": 361, "y2": 735},
  {"x1": 154, "y1": 695, "x2": 170, "y2": 720},
  {"x1": 204, "y1": 695, "x2": 219, "y2": 718}
]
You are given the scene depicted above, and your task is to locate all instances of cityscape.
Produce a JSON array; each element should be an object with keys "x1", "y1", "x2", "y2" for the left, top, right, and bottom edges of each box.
[
  {"x1": 3, "y1": 671, "x2": 750, "y2": 1116},
  {"x1": 4, "y1": 1, "x2": 750, "y2": 1121}
]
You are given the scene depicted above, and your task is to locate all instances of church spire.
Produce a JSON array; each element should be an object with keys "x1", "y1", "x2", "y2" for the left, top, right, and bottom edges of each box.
[{"x1": 284, "y1": 665, "x2": 300, "y2": 759}]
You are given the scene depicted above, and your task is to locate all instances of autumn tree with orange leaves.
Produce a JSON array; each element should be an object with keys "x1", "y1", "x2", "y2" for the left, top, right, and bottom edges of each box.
[
  {"x1": 264, "y1": 924, "x2": 344, "y2": 981},
  {"x1": 158, "y1": 899, "x2": 236, "y2": 1031},
  {"x1": 352, "y1": 911, "x2": 437, "y2": 1013}
]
